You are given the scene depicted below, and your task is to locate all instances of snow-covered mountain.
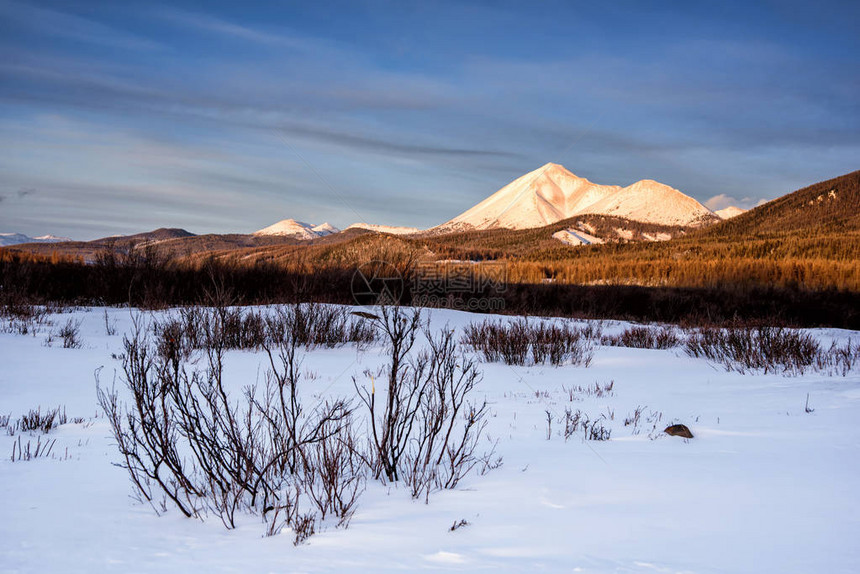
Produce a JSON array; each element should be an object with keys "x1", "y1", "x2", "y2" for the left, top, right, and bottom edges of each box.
[
  {"x1": 0, "y1": 233, "x2": 70, "y2": 247},
  {"x1": 715, "y1": 206, "x2": 746, "y2": 219},
  {"x1": 578, "y1": 179, "x2": 715, "y2": 227},
  {"x1": 345, "y1": 223, "x2": 421, "y2": 235},
  {"x1": 310, "y1": 222, "x2": 339, "y2": 236},
  {"x1": 436, "y1": 163, "x2": 717, "y2": 231},
  {"x1": 253, "y1": 219, "x2": 340, "y2": 240}
]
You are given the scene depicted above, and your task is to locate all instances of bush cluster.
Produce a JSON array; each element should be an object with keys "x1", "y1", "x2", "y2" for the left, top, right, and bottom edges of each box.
[
  {"x1": 462, "y1": 318, "x2": 595, "y2": 366},
  {"x1": 98, "y1": 305, "x2": 496, "y2": 542}
]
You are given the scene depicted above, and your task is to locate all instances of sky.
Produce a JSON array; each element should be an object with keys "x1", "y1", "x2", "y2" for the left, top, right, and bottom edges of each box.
[{"x1": 0, "y1": 0, "x2": 857, "y2": 240}]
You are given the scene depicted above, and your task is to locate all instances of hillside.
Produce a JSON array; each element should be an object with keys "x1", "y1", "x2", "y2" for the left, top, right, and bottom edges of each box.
[
  {"x1": 346, "y1": 223, "x2": 421, "y2": 235},
  {"x1": 5, "y1": 228, "x2": 197, "y2": 261},
  {"x1": 700, "y1": 170, "x2": 860, "y2": 239},
  {"x1": 417, "y1": 215, "x2": 693, "y2": 260}
]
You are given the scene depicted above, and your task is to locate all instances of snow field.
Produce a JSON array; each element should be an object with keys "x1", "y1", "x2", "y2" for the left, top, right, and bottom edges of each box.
[{"x1": 1, "y1": 306, "x2": 858, "y2": 573}]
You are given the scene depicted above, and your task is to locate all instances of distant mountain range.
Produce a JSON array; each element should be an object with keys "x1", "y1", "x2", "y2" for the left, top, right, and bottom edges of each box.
[
  {"x1": 9, "y1": 161, "x2": 815, "y2": 254},
  {"x1": 0, "y1": 233, "x2": 70, "y2": 247},
  {"x1": 3, "y1": 168, "x2": 856, "y2": 299},
  {"x1": 251, "y1": 219, "x2": 424, "y2": 239},
  {"x1": 249, "y1": 163, "x2": 744, "y2": 239}
]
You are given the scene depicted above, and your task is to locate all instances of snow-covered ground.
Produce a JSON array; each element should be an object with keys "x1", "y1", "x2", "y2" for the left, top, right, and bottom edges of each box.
[
  {"x1": 552, "y1": 228, "x2": 604, "y2": 246},
  {"x1": 1, "y1": 306, "x2": 858, "y2": 573}
]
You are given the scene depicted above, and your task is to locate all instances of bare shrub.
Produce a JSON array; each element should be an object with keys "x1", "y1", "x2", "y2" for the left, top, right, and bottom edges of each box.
[
  {"x1": 560, "y1": 408, "x2": 611, "y2": 441},
  {"x1": 98, "y1": 305, "x2": 498, "y2": 539},
  {"x1": 0, "y1": 303, "x2": 49, "y2": 336},
  {"x1": 463, "y1": 318, "x2": 594, "y2": 367},
  {"x1": 97, "y1": 310, "x2": 362, "y2": 542},
  {"x1": 563, "y1": 381, "x2": 615, "y2": 400},
  {"x1": 462, "y1": 318, "x2": 528, "y2": 364},
  {"x1": 355, "y1": 306, "x2": 495, "y2": 502},
  {"x1": 17, "y1": 406, "x2": 67, "y2": 433},
  {"x1": 152, "y1": 304, "x2": 377, "y2": 356},
  {"x1": 267, "y1": 303, "x2": 377, "y2": 349},
  {"x1": 292, "y1": 512, "x2": 317, "y2": 545},
  {"x1": 816, "y1": 339, "x2": 860, "y2": 376},
  {"x1": 624, "y1": 406, "x2": 644, "y2": 430},
  {"x1": 96, "y1": 327, "x2": 202, "y2": 519},
  {"x1": 0, "y1": 297, "x2": 48, "y2": 327},
  {"x1": 11, "y1": 435, "x2": 56, "y2": 462},
  {"x1": 602, "y1": 325, "x2": 680, "y2": 349},
  {"x1": 302, "y1": 418, "x2": 364, "y2": 527},
  {"x1": 263, "y1": 485, "x2": 300, "y2": 537},
  {"x1": 685, "y1": 325, "x2": 821, "y2": 375},
  {"x1": 103, "y1": 309, "x2": 117, "y2": 336},
  {"x1": 623, "y1": 406, "x2": 664, "y2": 437},
  {"x1": 478, "y1": 441, "x2": 503, "y2": 475},
  {"x1": 56, "y1": 318, "x2": 83, "y2": 349}
]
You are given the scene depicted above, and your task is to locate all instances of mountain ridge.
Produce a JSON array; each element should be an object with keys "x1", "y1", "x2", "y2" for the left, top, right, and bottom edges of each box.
[
  {"x1": 435, "y1": 163, "x2": 718, "y2": 232},
  {"x1": 0, "y1": 233, "x2": 71, "y2": 247},
  {"x1": 254, "y1": 219, "x2": 341, "y2": 240},
  {"x1": 700, "y1": 170, "x2": 860, "y2": 239}
]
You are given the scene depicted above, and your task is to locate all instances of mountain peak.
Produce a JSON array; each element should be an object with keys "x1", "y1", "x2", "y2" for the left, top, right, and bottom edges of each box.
[
  {"x1": 311, "y1": 222, "x2": 340, "y2": 236},
  {"x1": 714, "y1": 206, "x2": 746, "y2": 219},
  {"x1": 540, "y1": 161, "x2": 568, "y2": 172},
  {"x1": 581, "y1": 179, "x2": 715, "y2": 227},
  {"x1": 537, "y1": 162, "x2": 586, "y2": 181},
  {"x1": 254, "y1": 219, "x2": 341, "y2": 239},
  {"x1": 254, "y1": 219, "x2": 316, "y2": 239},
  {"x1": 436, "y1": 163, "x2": 715, "y2": 231},
  {"x1": 0, "y1": 232, "x2": 71, "y2": 247},
  {"x1": 629, "y1": 179, "x2": 665, "y2": 188}
]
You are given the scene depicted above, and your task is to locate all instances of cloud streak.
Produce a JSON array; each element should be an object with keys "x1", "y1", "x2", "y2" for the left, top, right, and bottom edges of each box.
[{"x1": 0, "y1": 0, "x2": 163, "y2": 51}]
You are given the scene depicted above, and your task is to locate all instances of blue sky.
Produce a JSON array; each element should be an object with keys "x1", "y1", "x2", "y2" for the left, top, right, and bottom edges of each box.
[{"x1": 1, "y1": 0, "x2": 857, "y2": 239}]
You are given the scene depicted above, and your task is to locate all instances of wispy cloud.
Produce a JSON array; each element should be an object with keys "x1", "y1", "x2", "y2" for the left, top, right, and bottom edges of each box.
[
  {"x1": 152, "y1": 7, "x2": 315, "y2": 50},
  {"x1": 0, "y1": 0, "x2": 163, "y2": 51}
]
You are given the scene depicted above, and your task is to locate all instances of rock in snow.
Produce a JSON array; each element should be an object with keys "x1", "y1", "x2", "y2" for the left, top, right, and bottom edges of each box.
[{"x1": 664, "y1": 424, "x2": 695, "y2": 439}]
